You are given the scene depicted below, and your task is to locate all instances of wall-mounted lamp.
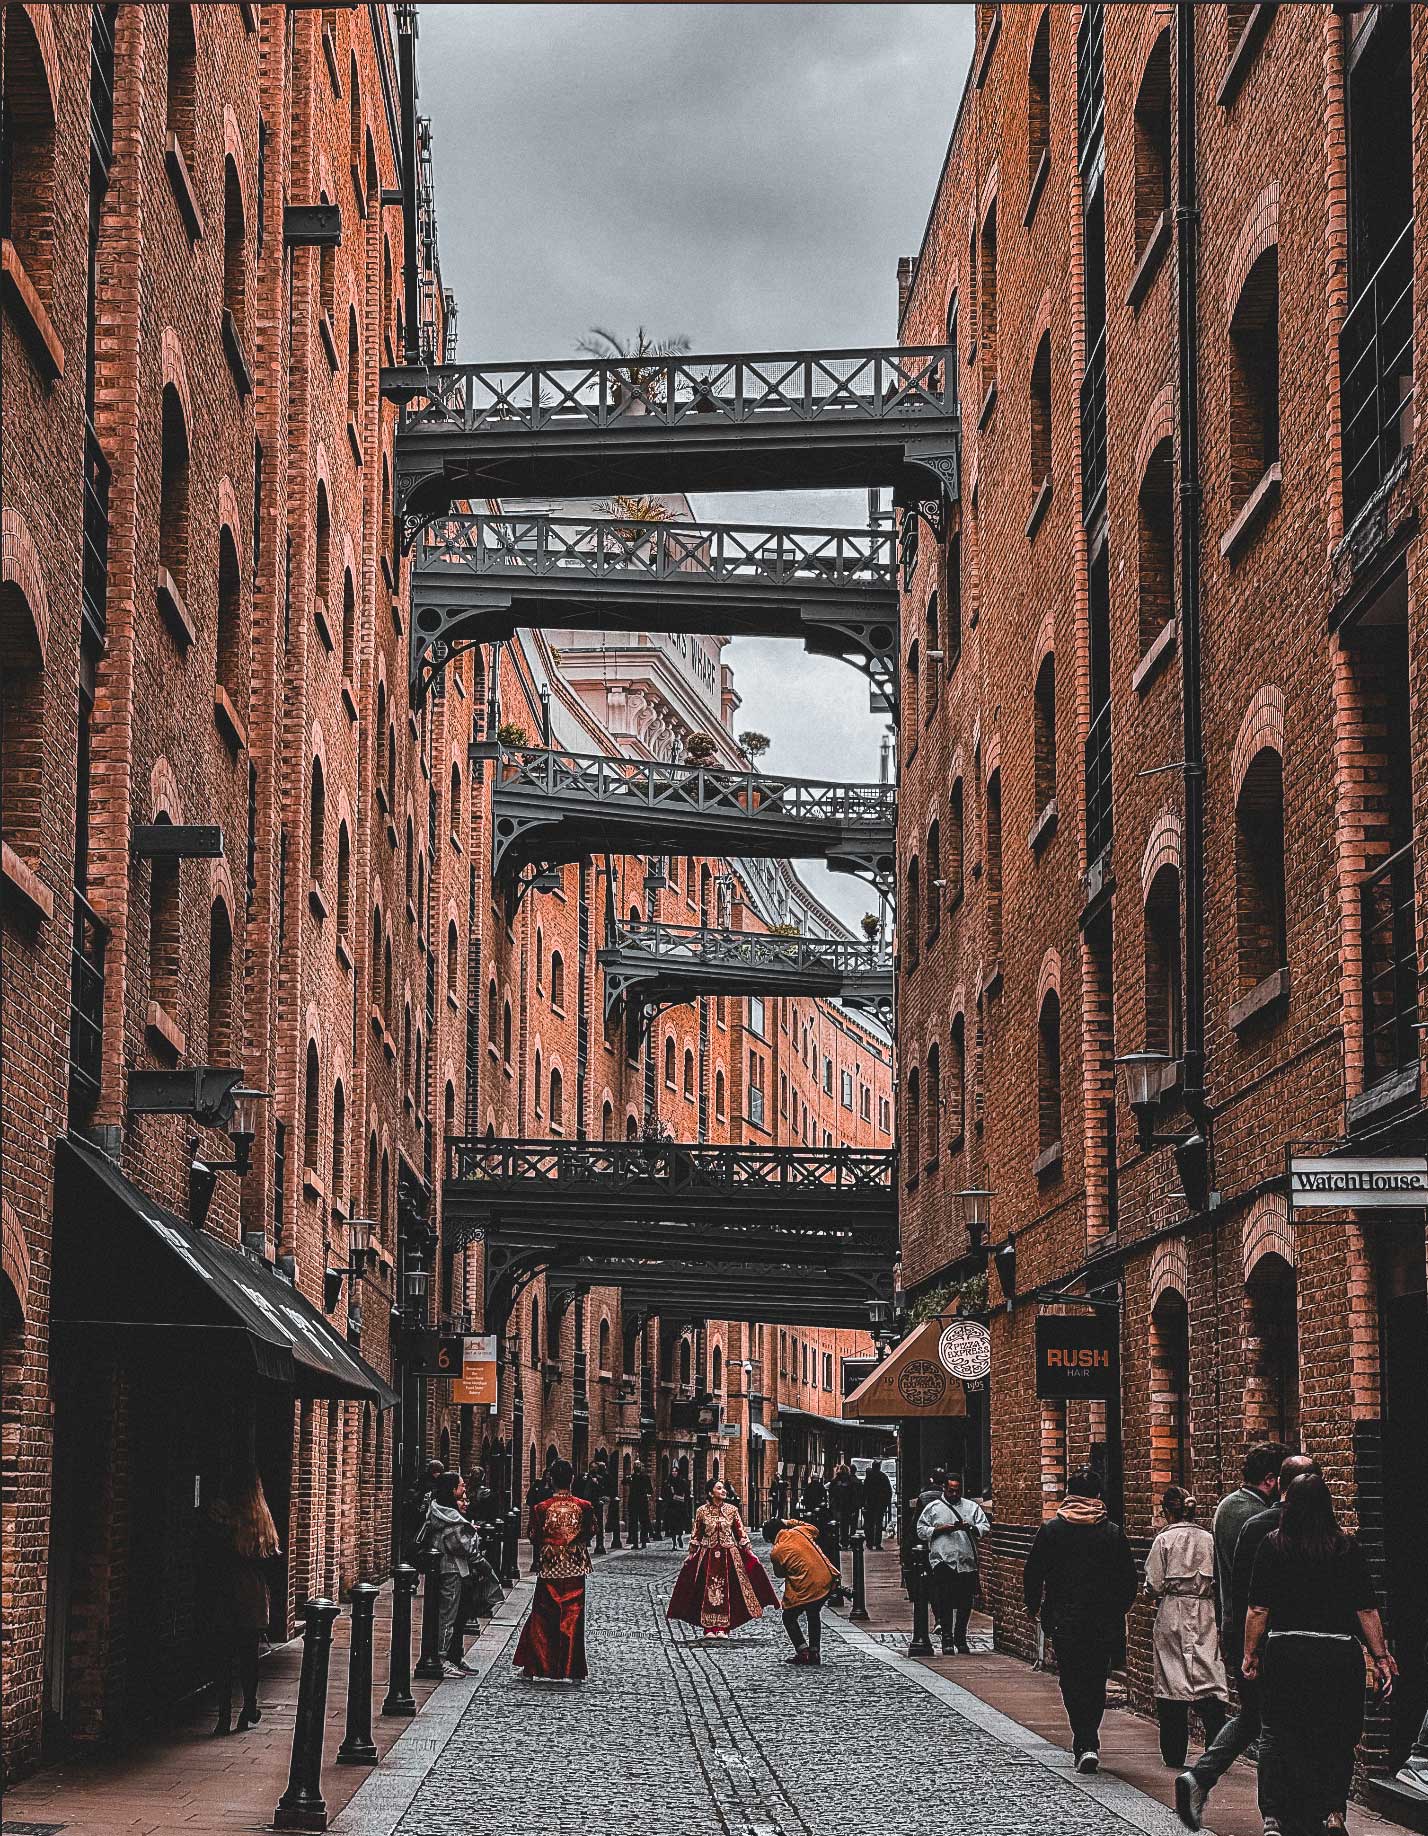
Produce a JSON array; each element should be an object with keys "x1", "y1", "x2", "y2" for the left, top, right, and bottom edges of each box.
[
  {"x1": 991, "y1": 1237, "x2": 1016, "y2": 1302},
  {"x1": 324, "y1": 1218, "x2": 377, "y2": 1314},
  {"x1": 189, "y1": 1087, "x2": 270, "y2": 1226},
  {"x1": 1114, "y1": 1053, "x2": 1213, "y2": 1210},
  {"x1": 953, "y1": 1188, "x2": 994, "y2": 1254}
]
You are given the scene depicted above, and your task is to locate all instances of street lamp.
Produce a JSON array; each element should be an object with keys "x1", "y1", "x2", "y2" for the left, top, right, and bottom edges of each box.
[
  {"x1": 324, "y1": 1218, "x2": 376, "y2": 1316},
  {"x1": 867, "y1": 1298, "x2": 898, "y2": 1358},
  {"x1": 953, "y1": 1188, "x2": 994, "y2": 1255},
  {"x1": 189, "y1": 1087, "x2": 270, "y2": 1227},
  {"x1": 1114, "y1": 1053, "x2": 1214, "y2": 1210},
  {"x1": 403, "y1": 1243, "x2": 429, "y2": 1321}
]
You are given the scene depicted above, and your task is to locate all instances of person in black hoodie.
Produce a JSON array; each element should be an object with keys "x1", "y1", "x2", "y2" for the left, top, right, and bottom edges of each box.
[{"x1": 1023, "y1": 1466, "x2": 1138, "y2": 1774}]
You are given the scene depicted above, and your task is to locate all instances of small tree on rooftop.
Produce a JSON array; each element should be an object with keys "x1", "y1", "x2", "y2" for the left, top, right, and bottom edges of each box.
[
  {"x1": 739, "y1": 730, "x2": 771, "y2": 761},
  {"x1": 684, "y1": 732, "x2": 718, "y2": 766},
  {"x1": 578, "y1": 326, "x2": 692, "y2": 404}
]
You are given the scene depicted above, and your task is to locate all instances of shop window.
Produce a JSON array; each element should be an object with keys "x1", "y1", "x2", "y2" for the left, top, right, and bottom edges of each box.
[{"x1": 1235, "y1": 747, "x2": 1286, "y2": 994}]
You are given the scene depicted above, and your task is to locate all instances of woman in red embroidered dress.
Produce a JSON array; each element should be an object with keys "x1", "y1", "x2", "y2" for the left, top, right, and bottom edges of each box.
[
  {"x1": 667, "y1": 1480, "x2": 778, "y2": 1638},
  {"x1": 514, "y1": 1459, "x2": 596, "y2": 1681}
]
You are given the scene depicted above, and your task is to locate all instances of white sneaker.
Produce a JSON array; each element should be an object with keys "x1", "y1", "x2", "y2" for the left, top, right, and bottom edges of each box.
[
  {"x1": 440, "y1": 1661, "x2": 465, "y2": 1678},
  {"x1": 1075, "y1": 1750, "x2": 1100, "y2": 1774}
]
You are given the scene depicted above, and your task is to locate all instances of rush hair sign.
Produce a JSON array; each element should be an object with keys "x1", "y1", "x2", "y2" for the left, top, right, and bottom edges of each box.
[
  {"x1": 1289, "y1": 1156, "x2": 1428, "y2": 1211},
  {"x1": 1036, "y1": 1314, "x2": 1119, "y2": 1399}
]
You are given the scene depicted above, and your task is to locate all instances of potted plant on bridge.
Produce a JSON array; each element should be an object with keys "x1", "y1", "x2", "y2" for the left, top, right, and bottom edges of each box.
[{"x1": 578, "y1": 325, "x2": 691, "y2": 415}]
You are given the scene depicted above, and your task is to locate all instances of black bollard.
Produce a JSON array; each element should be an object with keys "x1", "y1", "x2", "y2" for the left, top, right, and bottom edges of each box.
[
  {"x1": 501, "y1": 1508, "x2": 520, "y2": 1586},
  {"x1": 274, "y1": 1597, "x2": 342, "y2": 1831},
  {"x1": 850, "y1": 1531, "x2": 870, "y2": 1622},
  {"x1": 414, "y1": 1552, "x2": 445, "y2": 1679},
  {"x1": 336, "y1": 1582, "x2": 379, "y2": 1765},
  {"x1": 381, "y1": 1564, "x2": 418, "y2": 1716},
  {"x1": 608, "y1": 1490, "x2": 622, "y2": 1551},
  {"x1": 907, "y1": 1558, "x2": 934, "y2": 1657}
]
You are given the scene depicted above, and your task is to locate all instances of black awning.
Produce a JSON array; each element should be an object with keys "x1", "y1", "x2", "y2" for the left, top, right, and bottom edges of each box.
[{"x1": 54, "y1": 1135, "x2": 397, "y2": 1408}]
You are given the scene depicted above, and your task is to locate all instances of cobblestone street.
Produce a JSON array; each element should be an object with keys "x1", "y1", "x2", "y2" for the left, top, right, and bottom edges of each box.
[{"x1": 378, "y1": 1552, "x2": 1174, "y2": 1836}]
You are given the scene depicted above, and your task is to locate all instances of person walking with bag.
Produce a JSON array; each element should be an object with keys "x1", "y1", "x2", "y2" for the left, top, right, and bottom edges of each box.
[
  {"x1": 1023, "y1": 1466, "x2": 1138, "y2": 1774},
  {"x1": 207, "y1": 1469, "x2": 281, "y2": 1735},
  {"x1": 1143, "y1": 1486, "x2": 1228, "y2": 1768},
  {"x1": 917, "y1": 1472, "x2": 990, "y2": 1654}
]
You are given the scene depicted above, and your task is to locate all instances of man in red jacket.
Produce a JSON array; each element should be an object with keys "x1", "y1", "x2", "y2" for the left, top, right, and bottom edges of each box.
[{"x1": 513, "y1": 1459, "x2": 596, "y2": 1682}]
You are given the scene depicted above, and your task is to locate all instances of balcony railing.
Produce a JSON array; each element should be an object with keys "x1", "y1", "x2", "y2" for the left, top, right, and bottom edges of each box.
[
  {"x1": 1341, "y1": 220, "x2": 1413, "y2": 528},
  {"x1": 82, "y1": 423, "x2": 111, "y2": 648},
  {"x1": 420, "y1": 514, "x2": 896, "y2": 592},
  {"x1": 394, "y1": 343, "x2": 958, "y2": 437},
  {"x1": 1080, "y1": 327, "x2": 1108, "y2": 525},
  {"x1": 1084, "y1": 700, "x2": 1113, "y2": 867},
  {"x1": 1361, "y1": 842, "x2": 1418, "y2": 1088},
  {"x1": 610, "y1": 919, "x2": 890, "y2": 978},
  {"x1": 69, "y1": 890, "x2": 108, "y2": 1109}
]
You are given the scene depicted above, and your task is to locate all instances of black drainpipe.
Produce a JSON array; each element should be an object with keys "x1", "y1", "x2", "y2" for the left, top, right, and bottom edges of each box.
[
  {"x1": 395, "y1": 3, "x2": 421, "y2": 368},
  {"x1": 1176, "y1": 2, "x2": 1208, "y2": 1136}
]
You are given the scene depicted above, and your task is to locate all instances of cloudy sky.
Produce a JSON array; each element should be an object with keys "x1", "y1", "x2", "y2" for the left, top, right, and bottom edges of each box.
[{"x1": 419, "y1": 3, "x2": 975, "y2": 921}]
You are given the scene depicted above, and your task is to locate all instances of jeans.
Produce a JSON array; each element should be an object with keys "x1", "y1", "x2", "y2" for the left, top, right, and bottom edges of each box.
[
  {"x1": 437, "y1": 1569, "x2": 464, "y2": 1656},
  {"x1": 1259, "y1": 1632, "x2": 1364, "y2": 1832},
  {"x1": 1156, "y1": 1697, "x2": 1229, "y2": 1769},
  {"x1": 632, "y1": 1509, "x2": 650, "y2": 1549},
  {"x1": 1187, "y1": 1672, "x2": 1261, "y2": 1794},
  {"x1": 928, "y1": 1567, "x2": 976, "y2": 1649},
  {"x1": 782, "y1": 1596, "x2": 825, "y2": 1661},
  {"x1": 1053, "y1": 1638, "x2": 1115, "y2": 1756}
]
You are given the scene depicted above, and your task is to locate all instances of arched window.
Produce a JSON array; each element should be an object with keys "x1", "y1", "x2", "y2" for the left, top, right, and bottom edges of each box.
[
  {"x1": 1229, "y1": 246, "x2": 1280, "y2": 511},
  {"x1": 1028, "y1": 7, "x2": 1050, "y2": 191},
  {"x1": 346, "y1": 306, "x2": 360, "y2": 424},
  {"x1": 331, "y1": 1081, "x2": 346, "y2": 1198},
  {"x1": 905, "y1": 856, "x2": 921, "y2": 970},
  {"x1": 402, "y1": 1002, "x2": 412, "y2": 1090},
  {"x1": 1145, "y1": 865, "x2": 1183, "y2": 1057},
  {"x1": 375, "y1": 680, "x2": 387, "y2": 796},
  {"x1": 314, "y1": 481, "x2": 331, "y2": 612},
  {"x1": 625, "y1": 1111, "x2": 639, "y2": 1140},
  {"x1": 216, "y1": 525, "x2": 243, "y2": 711},
  {"x1": 503, "y1": 999, "x2": 513, "y2": 1064},
  {"x1": 488, "y1": 977, "x2": 499, "y2": 1046},
  {"x1": 149, "y1": 823, "x2": 181, "y2": 1015},
  {"x1": 925, "y1": 592, "x2": 940, "y2": 718},
  {"x1": 208, "y1": 900, "x2": 234, "y2": 1063},
  {"x1": 664, "y1": 1035, "x2": 676, "y2": 1088},
  {"x1": 223, "y1": 156, "x2": 247, "y2": 347},
  {"x1": 1133, "y1": 28, "x2": 1172, "y2": 259},
  {"x1": 712, "y1": 1345, "x2": 723, "y2": 1393},
  {"x1": 447, "y1": 919, "x2": 459, "y2": 990},
  {"x1": 948, "y1": 777, "x2": 965, "y2": 903},
  {"x1": 450, "y1": 760, "x2": 462, "y2": 834},
  {"x1": 550, "y1": 951, "x2": 565, "y2": 1010},
  {"x1": 379, "y1": 1150, "x2": 390, "y2": 1235},
  {"x1": 308, "y1": 756, "x2": 325, "y2": 884},
  {"x1": 530, "y1": 1298, "x2": 540, "y2": 1367},
  {"x1": 1235, "y1": 748, "x2": 1286, "y2": 994},
  {"x1": 165, "y1": 4, "x2": 196, "y2": 164},
  {"x1": 1244, "y1": 1251, "x2": 1299, "y2": 1446},
  {"x1": 549, "y1": 1067, "x2": 564, "y2": 1130},
  {"x1": 349, "y1": 54, "x2": 363, "y2": 195},
  {"x1": 978, "y1": 199, "x2": 998, "y2": 394},
  {"x1": 383, "y1": 932, "x2": 393, "y2": 1024},
  {"x1": 387, "y1": 719, "x2": 397, "y2": 808},
  {"x1": 1, "y1": 6, "x2": 57, "y2": 313},
  {"x1": 904, "y1": 637, "x2": 919, "y2": 745},
  {"x1": 334, "y1": 821, "x2": 350, "y2": 941},
  {"x1": 303, "y1": 1039, "x2": 321, "y2": 1175},
  {"x1": 1137, "y1": 436, "x2": 1175, "y2": 653},
  {"x1": 1034, "y1": 652, "x2": 1056, "y2": 816},
  {"x1": 159, "y1": 384, "x2": 190, "y2": 599},
  {"x1": 905, "y1": 1065, "x2": 921, "y2": 1187},
  {"x1": 341, "y1": 569, "x2": 356, "y2": 682},
  {"x1": 679, "y1": 1338, "x2": 692, "y2": 1387},
  {"x1": 949, "y1": 1012, "x2": 966, "y2": 1147},
  {"x1": 925, "y1": 1043, "x2": 941, "y2": 1172},
  {"x1": 986, "y1": 770, "x2": 1003, "y2": 953},
  {"x1": 1030, "y1": 329, "x2": 1052, "y2": 492},
  {"x1": 601, "y1": 1099, "x2": 614, "y2": 1140},
  {"x1": 404, "y1": 817, "x2": 415, "y2": 903},
  {"x1": 444, "y1": 1080, "x2": 456, "y2": 1138},
  {"x1": 683, "y1": 1048, "x2": 695, "y2": 1099},
  {"x1": 598, "y1": 1316, "x2": 611, "y2": 1374},
  {"x1": 715, "y1": 1069, "x2": 726, "y2": 1120},
  {"x1": 1037, "y1": 990, "x2": 1062, "y2": 1157},
  {"x1": 1150, "y1": 1288, "x2": 1189, "y2": 1488},
  {"x1": 533, "y1": 1049, "x2": 543, "y2": 1116},
  {"x1": 535, "y1": 926, "x2": 544, "y2": 991},
  {"x1": 925, "y1": 819, "x2": 941, "y2": 943},
  {"x1": 370, "y1": 903, "x2": 382, "y2": 983}
]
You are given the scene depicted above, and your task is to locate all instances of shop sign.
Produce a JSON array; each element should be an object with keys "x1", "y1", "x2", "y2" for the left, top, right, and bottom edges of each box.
[
  {"x1": 937, "y1": 1318, "x2": 991, "y2": 1382},
  {"x1": 1289, "y1": 1155, "x2": 1428, "y2": 1211},
  {"x1": 1035, "y1": 1314, "x2": 1119, "y2": 1399},
  {"x1": 451, "y1": 1334, "x2": 497, "y2": 1407}
]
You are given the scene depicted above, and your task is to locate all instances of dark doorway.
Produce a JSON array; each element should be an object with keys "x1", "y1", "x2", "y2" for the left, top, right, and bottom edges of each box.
[{"x1": 1379, "y1": 1226, "x2": 1428, "y2": 1766}]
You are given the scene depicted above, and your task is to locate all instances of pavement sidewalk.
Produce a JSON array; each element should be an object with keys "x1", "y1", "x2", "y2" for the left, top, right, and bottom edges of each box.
[{"x1": 832, "y1": 1543, "x2": 1405, "y2": 1836}]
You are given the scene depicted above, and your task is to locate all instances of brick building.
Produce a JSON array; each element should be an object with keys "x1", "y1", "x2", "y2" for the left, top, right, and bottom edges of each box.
[
  {"x1": 0, "y1": 3, "x2": 889, "y2": 1780},
  {"x1": 894, "y1": 0, "x2": 1428, "y2": 1783}
]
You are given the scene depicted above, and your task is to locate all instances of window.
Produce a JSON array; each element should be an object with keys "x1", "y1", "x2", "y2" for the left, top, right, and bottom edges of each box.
[
  {"x1": 1235, "y1": 748, "x2": 1286, "y2": 994},
  {"x1": 840, "y1": 1068, "x2": 854, "y2": 1111},
  {"x1": 450, "y1": 761, "x2": 462, "y2": 834},
  {"x1": 946, "y1": 531, "x2": 963, "y2": 665},
  {"x1": 379, "y1": 1151, "x2": 390, "y2": 1237},
  {"x1": 533, "y1": 1048, "x2": 543, "y2": 1117},
  {"x1": 949, "y1": 1012, "x2": 966, "y2": 1147},
  {"x1": 149, "y1": 837, "x2": 181, "y2": 1017},
  {"x1": 904, "y1": 638, "x2": 919, "y2": 746},
  {"x1": 308, "y1": 756, "x2": 325, "y2": 884},
  {"x1": 985, "y1": 771, "x2": 1003, "y2": 955},
  {"x1": 404, "y1": 818, "x2": 415, "y2": 904},
  {"x1": 601, "y1": 1099, "x2": 614, "y2": 1140},
  {"x1": 222, "y1": 156, "x2": 247, "y2": 348},
  {"x1": 948, "y1": 777, "x2": 965, "y2": 903},
  {"x1": 1034, "y1": 652, "x2": 1056, "y2": 815},
  {"x1": 823, "y1": 1056, "x2": 834, "y2": 1097},
  {"x1": 331, "y1": 1082, "x2": 346, "y2": 1198},
  {"x1": 216, "y1": 526, "x2": 243, "y2": 713},
  {"x1": 599, "y1": 1316, "x2": 612, "y2": 1374},
  {"x1": 382, "y1": 933, "x2": 393, "y2": 1025},
  {"x1": 165, "y1": 5, "x2": 196, "y2": 164},
  {"x1": 341, "y1": 570, "x2": 356, "y2": 683},
  {"x1": 1030, "y1": 330, "x2": 1052, "y2": 491},
  {"x1": 1037, "y1": 990, "x2": 1062, "y2": 1156},
  {"x1": 979, "y1": 201, "x2": 998, "y2": 395},
  {"x1": 1133, "y1": 29, "x2": 1171, "y2": 259},
  {"x1": 1027, "y1": 7, "x2": 1050, "y2": 192},
  {"x1": 926, "y1": 818, "x2": 942, "y2": 942},
  {"x1": 925, "y1": 592, "x2": 940, "y2": 718},
  {"x1": 748, "y1": 1051, "x2": 766, "y2": 1127},
  {"x1": 748, "y1": 995, "x2": 766, "y2": 1037},
  {"x1": 374, "y1": 680, "x2": 387, "y2": 800},
  {"x1": 683, "y1": 1048, "x2": 695, "y2": 1099},
  {"x1": 823, "y1": 1353, "x2": 833, "y2": 1392},
  {"x1": 530, "y1": 1299, "x2": 540, "y2": 1367},
  {"x1": 715, "y1": 1069, "x2": 726, "y2": 1120},
  {"x1": 0, "y1": 6, "x2": 57, "y2": 313},
  {"x1": 549, "y1": 1067, "x2": 564, "y2": 1130},
  {"x1": 712, "y1": 1345, "x2": 723, "y2": 1393},
  {"x1": 1228, "y1": 247, "x2": 1280, "y2": 511},
  {"x1": 1145, "y1": 865, "x2": 1183, "y2": 1058},
  {"x1": 303, "y1": 1039, "x2": 321, "y2": 1175},
  {"x1": 159, "y1": 385, "x2": 190, "y2": 600},
  {"x1": 1150, "y1": 1289, "x2": 1189, "y2": 1488},
  {"x1": 679, "y1": 1338, "x2": 692, "y2": 1388},
  {"x1": 347, "y1": 307, "x2": 360, "y2": 425},
  {"x1": 906, "y1": 1065, "x2": 921, "y2": 1186},
  {"x1": 208, "y1": 900, "x2": 234, "y2": 1063},
  {"x1": 550, "y1": 951, "x2": 565, "y2": 1010},
  {"x1": 926, "y1": 1044, "x2": 941, "y2": 1171},
  {"x1": 503, "y1": 999, "x2": 513, "y2": 1064},
  {"x1": 905, "y1": 856, "x2": 921, "y2": 970},
  {"x1": 664, "y1": 1036, "x2": 676, "y2": 1088},
  {"x1": 314, "y1": 482, "x2": 331, "y2": 613},
  {"x1": 446, "y1": 919, "x2": 458, "y2": 990},
  {"x1": 1137, "y1": 437, "x2": 1175, "y2": 653}
]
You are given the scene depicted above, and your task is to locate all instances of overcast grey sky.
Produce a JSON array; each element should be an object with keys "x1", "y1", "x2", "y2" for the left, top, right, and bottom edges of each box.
[{"x1": 419, "y1": 3, "x2": 974, "y2": 922}]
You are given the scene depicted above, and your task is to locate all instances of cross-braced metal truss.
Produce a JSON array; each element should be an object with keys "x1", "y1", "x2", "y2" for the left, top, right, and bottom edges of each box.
[
  {"x1": 482, "y1": 744, "x2": 897, "y2": 898},
  {"x1": 598, "y1": 919, "x2": 893, "y2": 1036},
  {"x1": 409, "y1": 514, "x2": 899, "y2": 713},
  {"x1": 539, "y1": 1259, "x2": 892, "y2": 1330},
  {"x1": 442, "y1": 1136, "x2": 896, "y2": 1329},
  {"x1": 383, "y1": 342, "x2": 960, "y2": 537}
]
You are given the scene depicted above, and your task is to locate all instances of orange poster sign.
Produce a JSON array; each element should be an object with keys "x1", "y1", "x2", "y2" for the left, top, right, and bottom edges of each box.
[{"x1": 451, "y1": 1334, "x2": 497, "y2": 1407}]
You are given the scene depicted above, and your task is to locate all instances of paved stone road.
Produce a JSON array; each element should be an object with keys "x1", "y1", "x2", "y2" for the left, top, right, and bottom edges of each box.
[{"x1": 393, "y1": 1551, "x2": 1156, "y2": 1836}]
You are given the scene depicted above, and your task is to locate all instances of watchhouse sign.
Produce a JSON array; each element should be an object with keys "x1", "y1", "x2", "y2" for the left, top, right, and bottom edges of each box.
[{"x1": 1289, "y1": 1155, "x2": 1428, "y2": 1210}]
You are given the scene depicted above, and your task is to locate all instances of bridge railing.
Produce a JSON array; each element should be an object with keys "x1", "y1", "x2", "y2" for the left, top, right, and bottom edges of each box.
[
  {"x1": 394, "y1": 343, "x2": 958, "y2": 436},
  {"x1": 418, "y1": 514, "x2": 897, "y2": 591},
  {"x1": 491, "y1": 744, "x2": 897, "y2": 827},
  {"x1": 446, "y1": 1137, "x2": 895, "y2": 1194},
  {"x1": 609, "y1": 920, "x2": 891, "y2": 977}
]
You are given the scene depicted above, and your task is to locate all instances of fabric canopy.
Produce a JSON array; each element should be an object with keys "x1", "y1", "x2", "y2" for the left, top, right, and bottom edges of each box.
[
  {"x1": 843, "y1": 1320, "x2": 968, "y2": 1420},
  {"x1": 54, "y1": 1134, "x2": 398, "y2": 1407}
]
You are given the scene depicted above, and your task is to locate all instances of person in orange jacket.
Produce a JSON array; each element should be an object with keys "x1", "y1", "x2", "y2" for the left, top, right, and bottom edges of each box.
[{"x1": 765, "y1": 1514, "x2": 840, "y2": 1666}]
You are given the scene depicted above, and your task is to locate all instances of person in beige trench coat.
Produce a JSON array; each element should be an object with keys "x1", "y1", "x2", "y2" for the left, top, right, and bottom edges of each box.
[{"x1": 1144, "y1": 1486, "x2": 1230, "y2": 1769}]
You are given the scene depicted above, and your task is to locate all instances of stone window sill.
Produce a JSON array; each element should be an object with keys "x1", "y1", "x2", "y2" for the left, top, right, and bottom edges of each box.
[
  {"x1": 1, "y1": 842, "x2": 54, "y2": 921},
  {"x1": 146, "y1": 999, "x2": 186, "y2": 1059},
  {"x1": 985, "y1": 961, "x2": 1004, "y2": 999},
  {"x1": 1023, "y1": 146, "x2": 1049, "y2": 230},
  {"x1": 1034, "y1": 1139, "x2": 1063, "y2": 1180},
  {"x1": 1, "y1": 239, "x2": 65, "y2": 380},
  {"x1": 347, "y1": 417, "x2": 363, "y2": 468},
  {"x1": 1348, "y1": 1063, "x2": 1420, "y2": 1131},
  {"x1": 223, "y1": 308, "x2": 254, "y2": 397},
  {"x1": 319, "y1": 311, "x2": 340, "y2": 372},
  {"x1": 447, "y1": 989, "x2": 460, "y2": 1012},
  {"x1": 978, "y1": 378, "x2": 998, "y2": 430},
  {"x1": 165, "y1": 135, "x2": 205, "y2": 241},
  {"x1": 1220, "y1": 463, "x2": 1282, "y2": 562},
  {"x1": 156, "y1": 568, "x2": 196, "y2": 649},
  {"x1": 308, "y1": 879, "x2": 328, "y2": 922},
  {"x1": 1132, "y1": 618, "x2": 1177, "y2": 695},
  {"x1": 1127, "y1": 212, "x2": 1171, "y2": 312},
  {"x1": 342, "y1": 678, "x2": 359, "y2": 723},
  {"x1": 973, "y1": 5, "x2": 1000, "y2": 88},
  {"x1": 1026, "y1": 475, "x2": 1052, "y2": 541},
  {"x1": 380, "y1": 551, "x2": 395, "y2": 591},
  {"x1": 313, "y1": 595, "x2": 334, "y2": 652},
  {"x1": 322, "y1": 24, "x2": 342, "y2": 93},
  {"x1": 1028, "y1": 797, "x2": 1058, "y2": 855},
  {"x1": 1228, "y1": 964, "x2": 1288, "y2": 1033},
  {"x1": 1218, "y1": 4, "x2": 1275, "y2": 107},
  {"x1": 450, "y1": 830, "x2": 463, "y2": 855},
  {"x1": 214, "y1": 685, "x2": 248, "y2": 752},
  {"x1": 336, "y1": 934, "x2": 354, "y2": 972},
  {"x1": 303, "y1": 1166, "x2": 325, "y2": 1202}
]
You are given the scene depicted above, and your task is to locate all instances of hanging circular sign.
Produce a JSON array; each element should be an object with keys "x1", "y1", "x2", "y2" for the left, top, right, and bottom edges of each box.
[{"x1": 938, "y1": 1319, "x2": 992, "y2": 1382}]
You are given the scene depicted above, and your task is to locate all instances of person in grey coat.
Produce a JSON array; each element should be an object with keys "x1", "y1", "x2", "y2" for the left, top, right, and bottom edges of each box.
[{"x1": 423, "y1": 1472, "x2": 482, "y2": 1677}]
